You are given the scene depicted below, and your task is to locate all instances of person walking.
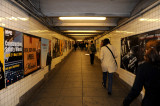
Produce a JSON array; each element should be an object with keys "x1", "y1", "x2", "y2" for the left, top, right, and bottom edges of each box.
[
  {"x1": 89, "y1": 41, "x2": 96, "y2": 65},
  {"x1": 100, "y1": 38, "x2": 117, "y2": 95},
  {"x1": 74, "y1": 43, "x2": 77, "y2": 51},
  {"x1": 123, "y1": 40, "x2": 160, "y2": 106}
]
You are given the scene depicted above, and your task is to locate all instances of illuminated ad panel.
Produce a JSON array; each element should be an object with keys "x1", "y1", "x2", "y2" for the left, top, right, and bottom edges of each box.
[
  {"x1": 68, "y1": 41, "x2": 71, "y2": 49},
  {"x1": 41, "y1": 38, "x2": 49, "y2": 68},
  {"x1": 60, "y1": 40, "x2": 63, "y2": 56},
  {"x1": 23, "y1": 34, "x2": 41, "y2": 76},
  {"x1": 52, "y1": 37, "x2": 60, "y2": 58},
  {"x1": 0, "y1": 27, "x2": 5, "y2": 90},
  {"x1": 4, "y1": 28, "x2": 23, "y2": 86},
  {"x1": 121, "y1": 29, "x2": 160, "y2": 74}
]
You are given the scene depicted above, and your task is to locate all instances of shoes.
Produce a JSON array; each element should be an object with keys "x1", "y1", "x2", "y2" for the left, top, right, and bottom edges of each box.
[
  {"x1": 108, "y1": 92, "x2": 112, "y2": 95},
  {"x1": 102, "y1": 82, "x2": 106, "y2": 88}
]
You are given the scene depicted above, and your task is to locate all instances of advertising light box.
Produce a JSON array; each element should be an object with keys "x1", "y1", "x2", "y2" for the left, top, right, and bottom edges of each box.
[
  {"x1": 23, "y1": 34, "x2": 41, "y2": 75},
  {"x1": 4, "y1": 28, "x2": 23, "y2": 86},
  {"x1": 0, "y1": 27, "x2": 5, "y2": 90},
  {"x1": 121, "y1": 29, "x2": 160, "y2": 74}
]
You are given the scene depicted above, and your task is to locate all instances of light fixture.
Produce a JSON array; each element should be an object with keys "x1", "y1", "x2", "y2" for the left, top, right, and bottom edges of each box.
[
  {"x1": 77, "y1": 40, "x2": 83, "y2": 41},
  {"x1": 64, "y1": 30, "x2": 102, "y2": 32},
  {"x1": 59, "y1": 17, "x2": 106, "y2": 20}
]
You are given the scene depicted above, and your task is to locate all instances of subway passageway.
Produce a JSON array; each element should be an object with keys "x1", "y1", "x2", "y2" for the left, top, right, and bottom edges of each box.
[{"x1": 26, "y1": 50, "x2": 141, "y2": 106}]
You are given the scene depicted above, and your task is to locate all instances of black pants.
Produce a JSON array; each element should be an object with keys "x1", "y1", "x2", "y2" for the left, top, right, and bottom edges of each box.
[{"x1": 90, "y1": 53, "x2": 95, "y2": 64}]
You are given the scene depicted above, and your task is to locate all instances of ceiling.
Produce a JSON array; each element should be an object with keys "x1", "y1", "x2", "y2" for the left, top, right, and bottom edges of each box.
[{"x1": 12, "y1": 0, "x2": 158, "y2": 40}]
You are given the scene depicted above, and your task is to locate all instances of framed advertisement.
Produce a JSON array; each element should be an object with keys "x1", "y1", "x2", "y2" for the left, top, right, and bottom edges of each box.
[
  {"x1": 41, "y1": 38, "x2": 49, "y2": 68},
  {"x1": 0, "y1": 27, "x2": 5, "y2": 90},
  {"x1": 121, "y1": 29, "x2": 160, "y2": 74},
  {"x1": 52, "y1": 37, "x2": 60, "y2": 58},
  {"x1": 23, "y1": 34, "x2": 41, "y2": 76},
  {"x1": 4, "y1": 28, "x2": 24, "y2": 86}
]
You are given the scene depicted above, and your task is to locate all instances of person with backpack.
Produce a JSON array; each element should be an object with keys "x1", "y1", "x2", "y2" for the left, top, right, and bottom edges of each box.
[{"x1": 89, "y1": 41, "x2": 96, "y2": 65}]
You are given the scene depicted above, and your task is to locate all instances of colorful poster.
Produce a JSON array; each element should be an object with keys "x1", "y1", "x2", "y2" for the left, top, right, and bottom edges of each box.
[
  {"x1": 68, "y1": 41, "x2": 71, "y2": 49},
  {"x1": 23, "y1": 34, "x2": 41, "y2": 75},
  {"x1": 41, "y1": 38, "x2": 49, "y2": 67},
  {"x1": 60, "y1": 40, "x2": 63, "y2": 56},
  {"x1": 4, "y1": 28, "x2": 23, "y2": 86},
  {"x1": 0, "y1": 27, "x2": 5, "y2": 90},
  {"x1": 121, "y1": 29, "x2": 160, "y2": 74},
  {"x1": 52, "y1": 37, "x2": 60, "y2": 58}
]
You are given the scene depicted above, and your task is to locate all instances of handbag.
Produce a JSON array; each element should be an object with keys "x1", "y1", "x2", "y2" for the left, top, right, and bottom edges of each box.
[{"x1": 106, "y1": 46, "x2": 118, "y2": 66}]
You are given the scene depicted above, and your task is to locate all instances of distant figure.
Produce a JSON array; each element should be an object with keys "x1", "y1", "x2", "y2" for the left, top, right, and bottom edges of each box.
[
  {"x1": 100, "y1": 38, "x2": 117, "y2": 95},
  {"x1": 74, "y1": 43, "x2": 77, "y2": 51},
  {"x1": 46, "y1": 52, "x2": 52, "y2": 71},
  {"x1": 123, "y1": 40, "x2": 160, "y2": 106},
  {"x1": 89, "y1": 41, "x2": 96, "y2": 65}
]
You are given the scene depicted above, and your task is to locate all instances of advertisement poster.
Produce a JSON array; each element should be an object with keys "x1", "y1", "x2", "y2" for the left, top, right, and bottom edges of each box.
[
  {"x1": 60, "y1": 40, "x2": 63, "y2": 56},
  {"x1": 0, "y1": 27, "x2": 5, "y2": 90},
  {"x1": 4, "y1": 28, "x2": 23, "y2": 86},
  {"x1": 23, "y1": 34, "x2": 41, "y2": 75},
  {"x1": 68, "y1": 41, "x2": 71, "y2": 49},
  {"x1": 63, "y1": 40, "x2": 67, "y2": 52},
  {"x1": 41, "y1": 38, "x2": 49, "y2": 67},
  {"x1": 121, "y1": 29, "x2": 160, "y2": 74},
  {"x1": 52, "y1": 37, "x2": 60, "y2": 58}
]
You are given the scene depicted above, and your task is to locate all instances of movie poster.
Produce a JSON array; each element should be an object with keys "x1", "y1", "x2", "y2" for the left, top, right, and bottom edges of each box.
[
  {"x1": 52, "y1": 37, "x2": 60, "y2": 58},
  {"x1": 0, "y1": 27, "x2": 5, "y2": 90},
  {"x1": 60, "y1": 40, "x2": 63, "y2": 56},
  {"x1": 41, "y1": 38, "x2": 49, "y2": 67},
  {"x1": 121, "y1": 29, "x2": 160, "y2": 74},
  {"x1": 63, "y1": 40, "x2": 67, "y2": 52},
  {"x1": 23, "y1": 34, "x2": 41, "y2": 75},
  {"x1": 4, "y1": 28, "x2": 23, "y2": 86},
  {"x1": 68, "y1": 41, "x2": 71, "y2": 49}
]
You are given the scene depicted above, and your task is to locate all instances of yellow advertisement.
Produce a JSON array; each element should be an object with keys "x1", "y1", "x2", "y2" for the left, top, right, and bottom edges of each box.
[
  {"x1": 0, "y1": 27, "x2": 5, "y2": 90},
  {"x1": 23, "y1": 34, "x2": 41, "y2": 75}
]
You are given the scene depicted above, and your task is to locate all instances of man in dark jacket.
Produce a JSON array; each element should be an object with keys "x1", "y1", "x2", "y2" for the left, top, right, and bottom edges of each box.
[
  {"x1": 46, "y1": 52, "x2": 52, "y2": 71},
  {"x1": 89, "y1": 41, "x2": 96, "y2": 65}
]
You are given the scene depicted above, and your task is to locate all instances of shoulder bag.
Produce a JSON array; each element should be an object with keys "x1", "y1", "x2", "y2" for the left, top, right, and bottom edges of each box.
[{"x1": 106, "y1": 46, "x2": 118, "y2": 66}]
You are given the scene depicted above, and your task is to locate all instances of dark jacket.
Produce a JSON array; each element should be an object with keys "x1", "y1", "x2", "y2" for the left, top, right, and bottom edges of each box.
[
  {"x1": 123, "y1": 62, "x2": 160, "y2": 106},
  {"x1": 46, "y1": 53, "x2": 52, "y2": 65},
  {"x1": 90, "y1": 44, "x2": 96, "y2": 54}
]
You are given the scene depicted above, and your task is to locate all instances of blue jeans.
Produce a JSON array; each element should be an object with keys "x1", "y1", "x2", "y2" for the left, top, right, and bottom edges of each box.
[{"x1": 103, "y1": 72, "x2": 113, "y2": 93}]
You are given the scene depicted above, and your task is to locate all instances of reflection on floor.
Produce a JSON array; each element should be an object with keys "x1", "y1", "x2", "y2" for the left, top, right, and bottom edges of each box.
[{"x1": 26, "y1": 50, "x2": 141, "y2": 106}]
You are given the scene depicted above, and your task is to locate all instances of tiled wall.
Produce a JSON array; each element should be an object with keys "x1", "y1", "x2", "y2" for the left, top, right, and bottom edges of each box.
[
  {"x1": 0, "y1": 1, "x2": 73, "y2": 106},
  {"x1": 96, "y1": 4, "x2": 160, "y2": 88}
]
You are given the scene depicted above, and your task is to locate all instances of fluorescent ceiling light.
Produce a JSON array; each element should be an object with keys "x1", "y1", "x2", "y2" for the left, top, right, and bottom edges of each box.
[
  {"x1": 59, "y1": 17, "x2": 106, "y2": 20},
  {"x1": 68, "y1": 34, "x2": 96, "y2": 35},
  {"x1": 64, "y1": 30, "x2": 102, "y2": 32},
  {"x1": 77, "y1": 40, "x2": 83, "y2": 41}
]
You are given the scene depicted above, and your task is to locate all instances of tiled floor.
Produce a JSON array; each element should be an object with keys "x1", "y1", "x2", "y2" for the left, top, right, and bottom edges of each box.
[{"x1": 26, "y1": 50, "x2": 141, "y2": 106}]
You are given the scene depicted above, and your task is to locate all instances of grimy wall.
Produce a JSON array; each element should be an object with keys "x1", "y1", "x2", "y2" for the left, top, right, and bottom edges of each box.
[{"x1": 0, "y1": 1, "x2": 73, "y2": 106}]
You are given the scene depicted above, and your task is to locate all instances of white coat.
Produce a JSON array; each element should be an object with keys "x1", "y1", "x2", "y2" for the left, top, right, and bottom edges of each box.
[{"x1": 100, "y1": 44, "x2": 118, "y2": 73}]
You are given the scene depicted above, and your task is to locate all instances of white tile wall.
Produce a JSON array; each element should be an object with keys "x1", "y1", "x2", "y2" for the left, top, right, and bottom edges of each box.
[
  {"x1": 0, "y1": 0, "x2": 73, "y2": 106},
  {"x1": 96, "y1": 4, "x2": 160, "y2": 89}
]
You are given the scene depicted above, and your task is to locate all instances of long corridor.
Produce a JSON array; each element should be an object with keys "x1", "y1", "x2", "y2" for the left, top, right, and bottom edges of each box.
[{"x1": 27, "y1": 50, "x2": 141, "y2": 106}]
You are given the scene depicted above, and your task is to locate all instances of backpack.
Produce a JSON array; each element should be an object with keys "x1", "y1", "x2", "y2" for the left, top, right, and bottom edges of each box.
[{"x1": 90, "y1": 44, "x2": 96, "y2": 53}]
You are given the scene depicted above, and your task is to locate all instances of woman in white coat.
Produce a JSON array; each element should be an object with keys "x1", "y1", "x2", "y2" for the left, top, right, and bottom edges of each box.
[{"x1": 100, "y1": 38, "x2": 118, "y2": 95}]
